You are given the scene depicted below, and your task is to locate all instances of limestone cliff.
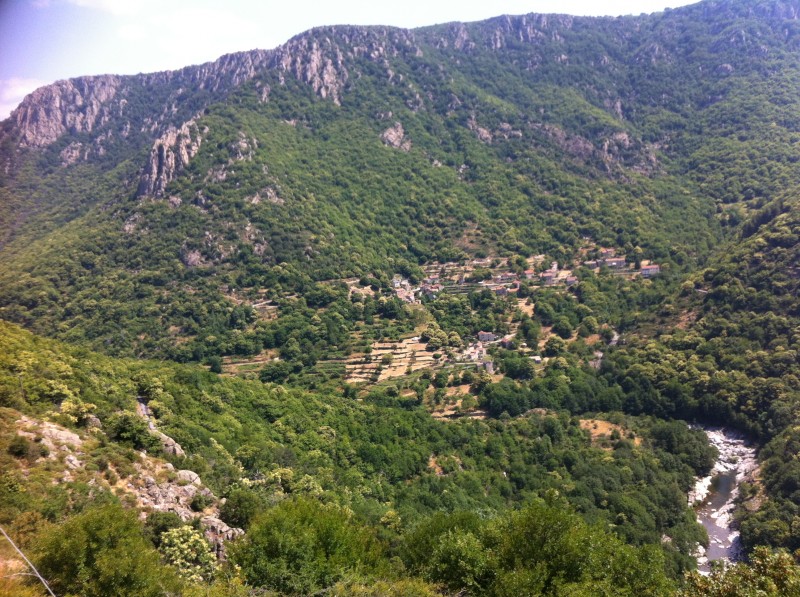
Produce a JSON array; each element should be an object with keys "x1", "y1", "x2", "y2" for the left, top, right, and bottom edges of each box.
[
  {"x1": 12, "y1": 75, "x2": 122, "y2": 148},
  {"x1": 137, "y1": 118, "x2": 205, "y2": 198},
  {"x1": 5, "y1": 26, "x2": 419, "y2": 154}
]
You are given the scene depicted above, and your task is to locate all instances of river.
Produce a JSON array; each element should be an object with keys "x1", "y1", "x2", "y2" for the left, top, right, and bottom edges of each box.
[{"x1": 688, "y1": 427, "x2": 758, "y2": 573}]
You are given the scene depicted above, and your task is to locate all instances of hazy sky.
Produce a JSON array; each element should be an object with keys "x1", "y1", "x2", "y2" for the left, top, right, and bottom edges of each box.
[{"x1": 0, "y1": 0, "x2": 697, "y2": 119}]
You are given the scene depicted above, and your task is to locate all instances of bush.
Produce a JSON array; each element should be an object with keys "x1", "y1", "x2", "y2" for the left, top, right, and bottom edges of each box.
[
  {"x1": 219, "y1": 487, "x2": 267, "y2": 530},
  {"x1": 160, "y1": 525, "x2": 216, "y2": 583},
  {"x1": 33, "y1": 503, "x2": 182, "y2": 597},
  {"x1": 107, "y1": 412, "x2": 158, "y2": 451},
  {"x1": 230, "y1": 498, "x2": 385, "y2": 594},
  {"x1": 7, "y1": 434, "x2": 30, "y2": 458},
  {"x1": 190, "y1": 492, "x2": 214, "y2": 512},
  {"x1": 144, "y1": 511, "x2": 184, "y2": 548}
]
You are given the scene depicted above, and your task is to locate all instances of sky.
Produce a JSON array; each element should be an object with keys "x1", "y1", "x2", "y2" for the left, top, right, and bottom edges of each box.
[{"x1": 0, "y1": 0, "x2": 698, "y2": 119}]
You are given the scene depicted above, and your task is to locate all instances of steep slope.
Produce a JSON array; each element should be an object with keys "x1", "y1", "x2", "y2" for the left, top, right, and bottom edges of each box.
[
  {"x1": 0, "y1": 318, "x2": 719, "y2": 593},
  {"x1": 0, "y1": 0, "x2": 797, "y2": 362},
  {"x1": 4, "y1": 2, "x2": 800, "y2": 591},
  {"x1": 603, "y1": 192, "x2": 800, "y2": 553}
]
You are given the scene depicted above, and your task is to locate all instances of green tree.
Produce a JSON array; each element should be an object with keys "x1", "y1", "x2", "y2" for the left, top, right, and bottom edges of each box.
[
  {"x1": 681, "y1": 547, "x2": 800, "y2": 596},
  {"x1": 219, "y1": 487, "x2": 268, "y2": 530},
  {"x1": 230, "y1": 498, "x2": 385, "y2": 594},
  {"x1": 33, "y1": 503, "x2": 181, "y2": 597},
  {"x1": 160, "y1": 525, "x2": 217, "y2": 583}
]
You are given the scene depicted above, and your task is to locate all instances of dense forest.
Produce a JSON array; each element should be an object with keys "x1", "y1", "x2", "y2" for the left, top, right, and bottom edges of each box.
[{"x1": 3, "y1": 0, "x2": 800, "y2": 594}]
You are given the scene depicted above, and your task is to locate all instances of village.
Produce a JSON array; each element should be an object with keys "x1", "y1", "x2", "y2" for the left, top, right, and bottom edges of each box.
[
  {"x1": 391, "y1": 245, "x2": 661, "y2": 306},
  {"x1": 344, "y1": 243, "x2": 661, "y2": 396},
  {"x1": 221, "y1": 241, "x2": 663, "y2": 413}
]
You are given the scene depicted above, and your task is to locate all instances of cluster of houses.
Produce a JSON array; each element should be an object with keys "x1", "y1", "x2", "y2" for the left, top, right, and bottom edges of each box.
[
  {"x1": 582, "y1": 247, "x2": 627, "y2": 270},
  {"x1": 539, "y1": 261, "x2": 578, "y2": 287},
  {"x1": 464, "y1": 330, "x2": 544, "y2": 374},
  {"x1": 391, "y1": 250, "x2": 661, "y2": 304},
  {"x1": 482, "y1": 271, "x2": 522, "y2": 296},
  {"x1": 582, "y1": 248, "x2": 661, "y2": 278},
  {"x1": 463, "y1": 340, "x2": 495, "y2": 373}
]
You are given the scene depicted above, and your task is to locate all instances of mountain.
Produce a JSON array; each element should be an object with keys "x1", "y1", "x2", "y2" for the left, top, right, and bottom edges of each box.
[
  {"x1": 3, "y1": 0, "x2": 800, "y2": 594},
  {"x1": 2, "y1": 0, "x2": 799, "y2": 358}
]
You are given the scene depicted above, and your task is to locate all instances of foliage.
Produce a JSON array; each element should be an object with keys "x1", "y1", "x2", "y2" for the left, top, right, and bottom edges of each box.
[
  {"x1": 230, "y1": 497, "x2": 386, "y2": 594},
  {"x1": 4, "y1": 2, "x2": 800, "y2": 591},
  {"x1": 401, "y1": 501, "x2": 676, "y2": 595},
  {"x1": 159, "y1": 525, "x2": 217, "y2": 583},
  {"x1": 32, "y1": 503, "x2": 182, "y2": 597},
  {"x1": 681, "y1": 547, "x2": 800, "y2": 597}
]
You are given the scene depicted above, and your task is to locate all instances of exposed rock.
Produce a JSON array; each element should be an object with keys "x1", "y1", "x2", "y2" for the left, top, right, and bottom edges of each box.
[
  {"x1": 181, "y1": 248, "x2": 204, "y2": 268},
  {"x1": 156, "y1": 431, "x2": 185, "y2": 457},
  {"x1": 230, "y1": 131, "x2": 257, "y2": 161},
  {"x1": 535, "y1": 123, "x2": 595, "y2": 160},
  {"x1": 17, "y1": 416, "x2": 82, "y2": 451},
  {"x1": 129, "y1": 460, "x2": 243, "y2": 558},
  {"x1": 258, "y1": 83, "x2": 271, "y2": 103},
  {"x1": 177, "y1": 469, "x2": 202, "y2": 485},
  {"x1": 273, "y1": 35, "x2": 349, "y2": 104},
  {"x1": 264, "y1": 187, "x2": 284, "y2": 205},
  {"x1": 137, "y1": 118, "x2": 204, "y2": 197},
  {"x1": 496, "y1": 122, "x2": 523, "y2": 139},
  {"x1": 136, "y1": 397, "x2": 185, "y2": 456},
  {"x1": 205, "y1": 165, "x2": 228, "y2": 183},
  {"x1": 12, "y1": 75, "x2": 121, "y2": 148},
  {"x1": 381, "y1": 122, "x2": 411, "y2": 151},
  {"x1": 272, "y1": 26, "x2": 420, "y2": 105},
  {"x1": 201, "y1": 516, "x2": 245, "y2": 559},
  {"x1": 468, "y1": 116, "x2": 493, "y2": 143},
  {"x1": 123, "y1": 213, "x2": 143, "y2": 234},
  {"x1": 59, "y1": 142, "x2": 86, "y2": 166}
]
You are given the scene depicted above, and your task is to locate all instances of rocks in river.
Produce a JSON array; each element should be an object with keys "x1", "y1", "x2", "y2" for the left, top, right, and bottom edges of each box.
[
  {"x1": 689, "y1": 427, "x2": 758, "y2": 506},
  {"x1": 689, "y1": 426, "x2": 758, "y2": 574}
]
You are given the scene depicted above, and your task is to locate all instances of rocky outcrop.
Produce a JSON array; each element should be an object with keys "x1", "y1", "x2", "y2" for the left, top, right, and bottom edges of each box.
[
  {"x1": 134, "y1": 469, "x2": 243, "y2": 558},
  {"x1": 271, "y1": 26, "x2": 418, "y2": 105},
  {"x1": 7, "y1": 26, "x2": 420, "y2": 154},
  {"x1": 273, "y1": 35, "x2": 349, "y2": 104},
  {"x1": 424, "y1": 13, "x2": 575, "y2": 52},
  {"x1": 14, "y1": 413, "x2": 241, "y2": 559},
  {"x1": 12, "y1": 75, "x2": 121, "y2": 148},
  {"x1": 381, "y1": 122, "x2": 411, "y2": 151},
  {"x1": 16, "y1": 415, "x2": 82, "y2": 450},
  {"x1": 136, "y1": 397, "x2": 186, "y2": 457},
  {"x1": 468, "y1": 116, "x2": 493, "y2": 144},
  {"x1": 155, "y1": 430, "x2": 186, "y2": 457},
  {"x1": 201, "y1": 516, "x2": 245, "y2": 559},
  {"x1": 137, "y1": 118, "x2": 204, "y2": 197}
]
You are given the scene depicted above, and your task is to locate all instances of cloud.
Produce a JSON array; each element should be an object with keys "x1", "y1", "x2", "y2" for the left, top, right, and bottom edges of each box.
[{"x1": 0, "y1": 78, "x2": 47, "y2": 120}]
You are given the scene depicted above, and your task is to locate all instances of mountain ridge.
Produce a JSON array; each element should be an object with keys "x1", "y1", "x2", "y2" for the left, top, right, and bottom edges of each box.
[
  {"x1": 5, "y1": 0, "x2": 799, "y2": 154},
  {"x1": 5, "y1": 0, "x2": 800, "y2": 357}
]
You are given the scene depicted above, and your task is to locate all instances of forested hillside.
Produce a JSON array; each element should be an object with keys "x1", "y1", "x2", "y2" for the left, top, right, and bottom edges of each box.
[
  {"x1": 1, "y1": 0, "x2": 799, "y2": 358},
  {"x1": 3, "y1": 0, "x2": 800, "y2": 595}
]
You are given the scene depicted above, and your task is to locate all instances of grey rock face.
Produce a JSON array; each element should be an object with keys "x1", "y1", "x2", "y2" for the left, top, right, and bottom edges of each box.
[
  {"x1": 381, "y1": 122, "x2": 411, "y2": 151},
  {"x1": 201, "y1": 516, "x2": 245, "y2": 559},
  {"x1": 12, "y1": 75, "x2": 121, "y2": 148},
  {"x1": 176, "y1": 469, "x2": 202, "y2": 485},
  {"x1": 137, "y1": 119, "x2": 204, "y2": 197}
]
